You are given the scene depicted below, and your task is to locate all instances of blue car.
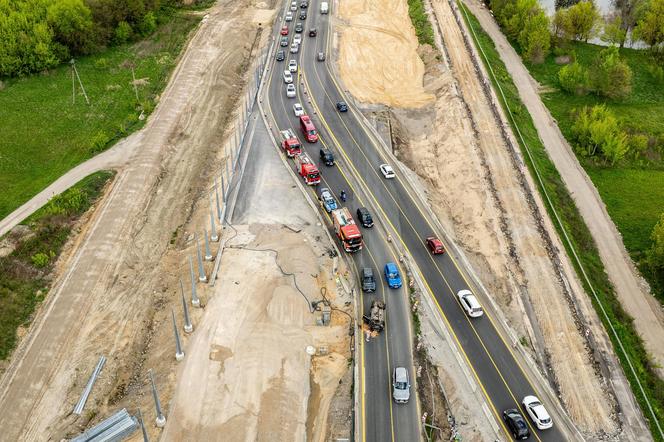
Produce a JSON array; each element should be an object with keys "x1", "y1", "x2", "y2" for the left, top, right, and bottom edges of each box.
[
  {"x1": 319, "y1": 187, "x2": 338, "y2": 213},
  {"x1": 384, "y1": 262, "x2": 402, "y2": 288}
]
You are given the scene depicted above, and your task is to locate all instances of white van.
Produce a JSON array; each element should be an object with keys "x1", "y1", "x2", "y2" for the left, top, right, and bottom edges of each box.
[{"x1": 320, "y1": 1, "x2": 329, "y2": 14}]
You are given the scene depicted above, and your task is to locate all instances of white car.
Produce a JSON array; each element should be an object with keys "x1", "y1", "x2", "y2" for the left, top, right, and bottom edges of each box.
[
  {"x1": 293, "y1": 33, "x2": 302, "y2": 45},
  {"x1": 288, "y1": 59, "x2": 298, "y2": 72},
  {"x1": 522, "y1": 396, "x2": 553, "y2": 430},
  {"x1": 290, "y1": 42, "x2": 299, "y2": 53},
  {"x1": 456, "y1": 289, "x2": 483, "y2": 318},
  {"x1": 286, "y1": 83, "x2": 296, "y2": 98},
  {"x1": 290, "y1": 1, "x2": 297, "y2": 10},
  {"x1": 285, "y1": 11, "x2": 293, "y2": 21},
  {"x1": 283, "y1": 70, "x2": 293, "y2": 84},
  {"x1": 379, "y1": 163, "x2": 395, "y2": 179},
  {"x1": 293, "y1": 103, "x2": 305, "y2": 116}
]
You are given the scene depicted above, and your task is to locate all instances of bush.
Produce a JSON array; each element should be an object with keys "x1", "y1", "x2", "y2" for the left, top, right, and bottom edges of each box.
[
  {"x1": 114, "y1": 21, "x2": 133, "y2": 44},
  {"x1": 572, "y1": 105, "x2": 630, "y2": 163},
  {"x1": 31, "y1": 252, "x2": 51, "y2": 268},
  {"x1": 519, "y1": 10, "x2": 551, "y2": 63},
  {"x1": 46, "y1": 0, "x2": 94, "y2": 55},
  {"x1": 138, "y1": 12, "x2": 157, "y2": 36},
  {"x1": 558, "y1": 61, "x2": 590, "y2": 94},
  {"x1": 590, "y1": 46, "x2": 633, "y2": 99},
  {"x1": 647, "y1": 213, "x2": 664, "y2": 273}
]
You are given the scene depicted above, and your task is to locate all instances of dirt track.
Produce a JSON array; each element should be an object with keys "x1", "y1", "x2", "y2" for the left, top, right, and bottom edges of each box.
[{"x1": 0, "y1": 0, "x2": 263, "y2": 438}]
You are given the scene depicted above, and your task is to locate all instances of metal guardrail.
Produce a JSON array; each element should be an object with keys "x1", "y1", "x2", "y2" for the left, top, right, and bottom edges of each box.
[
  {"x1": 70, "y1": 408, "x2": 138, "y2": 442},
  {"x1": 73, "y1": 356, "x2": 106, "y2": 415}
]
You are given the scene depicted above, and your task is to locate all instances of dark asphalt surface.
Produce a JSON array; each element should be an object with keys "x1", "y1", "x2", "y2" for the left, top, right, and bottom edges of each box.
[{"x1": 262, "y1": 1, "x2": 568, "y2": 441}]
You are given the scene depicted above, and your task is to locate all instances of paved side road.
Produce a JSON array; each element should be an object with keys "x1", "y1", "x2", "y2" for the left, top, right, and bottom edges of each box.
[
  {"x1": 0, "y1": 137, "x2": 137, "y2": 238},
  {"x1": 463, "y1": 0, "x2": 664, "y2": 375}
]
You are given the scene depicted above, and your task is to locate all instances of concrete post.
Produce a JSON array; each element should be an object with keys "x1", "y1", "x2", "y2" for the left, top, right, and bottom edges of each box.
[
  {"x1": 180, "y1": 281, "x2": 193, "y2": 333},
  {"x1": 214, "y1": 179, "x2": 222, "y2": 222},
  {"x1": 196, "y1": 234, "x2": 207, "y2": 282},
  {"x1": 137, "y1": 408, "x2": 149, "y2": 442},
  {"x1": 149, "y1": 369, "x2": 166, "y2": 427},
  {"x1": 225, "y1": 160, "x2": 231, "y2": 189},
  {"x1": 203, "y1": 229, "x2": 213, "y2": 261},
  {"x1": 209, "y1": 203, "x2": 219, "y2": 242},
  {"x1": 189, "y1": 256, "x2": 201, "y2": 307},
  {"x1": 220, "y1": 172, "x2": 226, "y2": 201},
  {"x1": 230, "y1": 136, "x2": 236, "y2": 169},
  {"x1": 171, "y1": 309, "x2": 185, "y2": 361}
]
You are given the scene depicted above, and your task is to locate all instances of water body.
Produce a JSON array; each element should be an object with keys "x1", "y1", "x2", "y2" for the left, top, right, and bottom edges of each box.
[{"x1": 539, "y1": 0, "x2": 613, "y2": 15}]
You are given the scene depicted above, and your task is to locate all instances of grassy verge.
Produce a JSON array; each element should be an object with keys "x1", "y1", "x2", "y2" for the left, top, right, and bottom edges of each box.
[
  {"x1": 458, "y1": 2, "x2": 664, "y2": 439},
  {"x1": 0, "y1": 171, "x2": 114, "y2": 360},
  {"x1": 0, "y1": 12, "x2": 201, "y2": 221},
  {"x1": 407, "y1": 0, "x2": 435, "y2": 46}
]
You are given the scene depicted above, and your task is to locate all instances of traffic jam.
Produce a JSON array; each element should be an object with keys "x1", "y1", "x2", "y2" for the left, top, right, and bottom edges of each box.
[{"x1": 270, "y1": 3, "x2": 557, "y2": 435}]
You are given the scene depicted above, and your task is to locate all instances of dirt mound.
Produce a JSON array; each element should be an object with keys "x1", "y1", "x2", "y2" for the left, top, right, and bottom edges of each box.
[{"x1": 337, "y1": 0, "x2": 434, "y2": 107}]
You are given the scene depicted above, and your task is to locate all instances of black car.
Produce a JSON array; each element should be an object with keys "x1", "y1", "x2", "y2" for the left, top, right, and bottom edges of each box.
[
  {"x1": 295, "y1": 22, "x2": 303, "y2": 33},
  {"x1": 361, "y1": 268, "x2": 376, "y2": 292},
  {"x1": 309, "y1": 28, "x2": 317, "y2": 37},
  {"x1": 276, "y1": 50, "x2": 285, "y2": 61},
  {"x1": 503, "y1": 409, "x2": 530, "y2": 440},
  {"x1": 336, "y1": 101, "x2": 348, "y2": 112},
  {"x1": 280, "y1": 36, "x2": 289, "y2": 47},
  {"x1": 319, "y1": 148, "x2": 334, "y2": 166},
  {"x1": 300, "y1": 0, "x2": 308, "y2": 8},
  {"x1": 356, "y1": 207, "x2": 374, "y2": 228},
  {"x1": 299, "y1": 11, "x2": 307, "y2": 19}
]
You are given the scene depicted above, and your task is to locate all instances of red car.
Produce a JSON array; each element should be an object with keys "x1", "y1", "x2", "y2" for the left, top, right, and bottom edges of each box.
[
  {"x1": 281, "y1": 26, "x2": 289, "y2": 35},
  {"x1": 426, "y1": 237, "x2": 445, "y2": 255}
]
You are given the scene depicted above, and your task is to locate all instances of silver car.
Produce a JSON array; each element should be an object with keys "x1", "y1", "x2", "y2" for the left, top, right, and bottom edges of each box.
[{"x1": 392, "y1": 367, "x2": 410, "y2": 404}]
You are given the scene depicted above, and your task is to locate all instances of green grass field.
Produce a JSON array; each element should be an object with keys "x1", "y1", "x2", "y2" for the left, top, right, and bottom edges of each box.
[
  {"x1": 0, "y1": 171, "x2": 114, "y2": 360},
  {"x1": 458, "y1": 3, "x2": 664, "y2": 438},
  {"x1": 0, "y1": 12, "x2": 201, "y2": 221},
  {"x1": 586, "y1": 168, "x2": 664, "y2": 256}
]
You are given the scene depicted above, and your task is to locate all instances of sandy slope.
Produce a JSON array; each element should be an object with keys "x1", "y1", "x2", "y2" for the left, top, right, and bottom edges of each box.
[{"x1": 337, "y1": 0, "x2": 434, "y2": 107}]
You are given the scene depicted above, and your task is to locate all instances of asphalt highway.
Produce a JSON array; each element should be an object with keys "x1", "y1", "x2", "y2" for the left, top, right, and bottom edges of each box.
[
  {"x1": 265, "y1": 9, "x2": 421, "y2": 442},
  {"x1": 262, "y1": 1, "x2": 569, "y2": 441}
]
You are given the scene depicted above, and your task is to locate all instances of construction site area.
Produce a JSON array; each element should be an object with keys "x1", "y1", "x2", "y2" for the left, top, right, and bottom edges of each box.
[{"x1": 0, "y1": 0, "x2": 660, "y2": 439}]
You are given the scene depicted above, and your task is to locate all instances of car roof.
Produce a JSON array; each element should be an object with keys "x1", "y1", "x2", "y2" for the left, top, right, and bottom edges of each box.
[
  {"x1": 394, "y1": 367, "x2": 408, "y2": 380},
  {"x1": 463, "y1": 293, "x2": 481, "y2": 309},
  {"x1": 357, "y1": 207, "x2": 368, "y2": 214},
  {"x1": 362, "y1": 267, "x2": 373, "y2": 275},
  {"x1": 386, "y1": 262, "x2": 397, "y2": 271}
]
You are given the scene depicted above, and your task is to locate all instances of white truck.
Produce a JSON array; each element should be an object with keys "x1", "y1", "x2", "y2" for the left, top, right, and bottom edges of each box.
[{"x1": 320, "y1": 1, "x2": 328, "y2": 14}]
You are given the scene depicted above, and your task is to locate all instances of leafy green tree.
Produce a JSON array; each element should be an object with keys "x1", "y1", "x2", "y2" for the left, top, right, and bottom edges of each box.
[
  {"x1": 559, "y1": 61, "x2": 590, "y2": 94},
  {"x1": 114, "y1": 21, "x2": 133, "y2": 44},
  {"x1": 613, "y1": 0, "x2": 647, "y2": 36},
  {"x1": 590, "y1": 46, "x2": 633, "y2": 99},
  {"x1": 571, "y1": 105, "x2": 630, "y2": 163},
  {"x1": 47, "y1": 0, "x2": 94, "y2": 54},
  {"x1": 519, "y1": 11, "x2": 551, "y2": 63},
  {"x1": 138, "y1": 11, "x2": 157, "y2": 36},
  {"x1": 602, "y1": 16, "x2": 628, "y2": 46},
  {"x1": 564, "y1": 1, "x2": 600, "y2": 42},
  {"x1": 553, "y1": 8, "x2": 572, "y2": 39},
  {"x1": 634, "y1": 0, "x2": 664, "y2": 52}
]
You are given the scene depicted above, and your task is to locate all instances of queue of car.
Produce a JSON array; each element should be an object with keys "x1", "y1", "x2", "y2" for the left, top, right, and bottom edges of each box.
[{"x1": 273, "y1": 9, "x2": 556, "y2": 437}]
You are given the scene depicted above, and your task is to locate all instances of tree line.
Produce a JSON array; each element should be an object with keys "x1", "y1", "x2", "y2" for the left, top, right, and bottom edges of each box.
[
  {"x1": 0, "y1": 0, "x2": 183, "y2": 77},
  {"x1": 487, "y1": 0, "x2": 664, "y2": 64}
]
